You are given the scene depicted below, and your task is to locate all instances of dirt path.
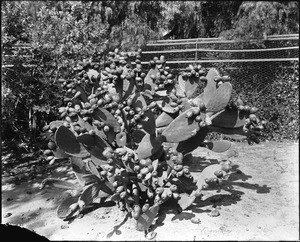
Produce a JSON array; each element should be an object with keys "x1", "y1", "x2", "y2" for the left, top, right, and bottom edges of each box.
[{"x1": 2, "y1": 141, "x2": 299, "y2": 241}]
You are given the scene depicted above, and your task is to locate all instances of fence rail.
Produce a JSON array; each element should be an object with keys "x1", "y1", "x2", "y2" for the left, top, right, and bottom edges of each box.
[
  {"x1": 141, "y1": 34, "x2": 299, "y2": 69},
  {"x1": 2, "y1": 34, "x2": 299, "y2": 70},
  {"x1": 150, "y1": 33, "x2": 299, "y2": 43},
  {"x1": 142, "y1": 46, "x2": 299, "y2": 54},
  {"x1": 147, "y1": 36, "x2": 299, "y2": 46}
]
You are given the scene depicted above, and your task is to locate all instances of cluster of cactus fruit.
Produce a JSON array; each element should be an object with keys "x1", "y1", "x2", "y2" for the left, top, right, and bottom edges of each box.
[{"x1": 41, "y1": 49, "x2": 264, "y2": 233}]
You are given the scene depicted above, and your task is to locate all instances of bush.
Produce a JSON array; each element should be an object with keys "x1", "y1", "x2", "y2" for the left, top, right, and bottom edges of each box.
[{"x1": 40, "y1": 52, "x2": 263, "y2": 235}]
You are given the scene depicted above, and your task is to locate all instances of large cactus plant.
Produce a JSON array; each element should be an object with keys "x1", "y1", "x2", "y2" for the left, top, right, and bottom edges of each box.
[{"x1": 41, "y1": 50, "x2": 263, "y2": 235}]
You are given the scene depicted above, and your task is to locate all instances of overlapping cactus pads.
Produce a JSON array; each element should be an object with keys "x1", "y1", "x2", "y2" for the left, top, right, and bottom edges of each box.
[{"x1": 41, "y1": 51, "x2": 264, "y2": 233}]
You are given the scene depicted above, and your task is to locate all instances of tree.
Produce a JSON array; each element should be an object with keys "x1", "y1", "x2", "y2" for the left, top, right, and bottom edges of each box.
[
  {"x1": 160, "y1": 1, "x2": 242, "y2": 39},
  {"x1": 220, "y1": 1, "x2": 299, "y2": 41}
]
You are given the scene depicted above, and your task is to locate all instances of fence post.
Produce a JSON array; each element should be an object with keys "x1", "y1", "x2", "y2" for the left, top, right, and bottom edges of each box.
[{"x1": 195, "y1": 40, "x2": 198, "y2": 61}]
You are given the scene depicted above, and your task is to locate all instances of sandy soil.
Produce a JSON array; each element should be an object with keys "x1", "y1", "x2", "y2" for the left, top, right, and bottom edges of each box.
[{"x1": 2, "y1": 141, "x2": 299, "y2": 241}]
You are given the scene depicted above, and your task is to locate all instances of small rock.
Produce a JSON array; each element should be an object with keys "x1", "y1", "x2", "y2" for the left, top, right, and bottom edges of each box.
[
  {"x1": 78, "y1": 213, "x2": 84, "y2": 219},
  {"x1": 61, "y1": 225, "x2": 69, "y2": 229},
  {"x1": 209, "y1": 209, "x2": 220, "y2": 217},
  {"x1": 191, "y1": 217, "x2": 201, "y2": 224},
  {"x1": 5, "y1": 212, "x2": 12, "y2": 218},
  {"x1": 6, "y1": 198, "x2": 13, "y2": 201},
  {"x1": 26, "y1": 190, "x2": 32, "y2": 195}
]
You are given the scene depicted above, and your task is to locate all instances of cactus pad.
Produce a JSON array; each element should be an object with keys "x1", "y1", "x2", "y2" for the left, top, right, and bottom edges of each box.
[
  {"x1": 57, "y1": 196, "x2": 79, "y2": 219},
  {"x1": 49, "y1": 120, "x2": 65, "y2": 130},
  {"x1": 70, "y1": 157, "x2": 87, "y2": 186},
  {"x1": 52, "y1": 148, "x2": 69, "y2": 159},
  {"x1": 86, "y1": 159, "x2": 101, "y2": 177},
  {"x1": 55, "y1": 126, "x2": 90, "y2": 157},
  {"x1": 40, "y1": 178, "x2": 79, "y2": 190},
  {"x1": 211, "y1": 108, "x2": 248, "y2": 128},
  {"x1": 136, "y1": 133, "x2": 164, "y2": 159},
  {"x1": 194, "y1": 164, "x2": 229, "y2": 189},
  {"x1": 175, "y1": 75, "x2": 186, "y2": 97},
  {"x1": 176, "y1": 128, "x2": 208, "y2": 155},
  {"x1": 77, "y1": 116, "x2": 93, "y2": 131},
  {"x1": 77, "y1": 133, "x2": 108, "y2": 162},
  {"x1": 203, "y1": 68, "x2": 219, "y2": 103},
  {"x1": 208, "y1": 126, "x2": 248, "y2": 140},
  {"x1": 79, "y1": 184, "x2": 101, "y2": 205},
  {"x1": 205, "y1": 82, "x2": 232, "y2": 113},
  {"x1": 162, "y1": 107, "x2": 201, "y2": 142},
  {"x1": 155, "y1": 112, "x2": 175, "y2": 128},
  {"x1": 136, "y1": 204, "x2": 160, "y2": 231},
  {"x1": 74, "y1": 85, "x2": 89, "y2": 103},
  {"x1": 132, "y1": 93, "x2": 156, "y2": 134},
  {"x1": 92, "y1": 108, "x2": 121, "y2": 133},
  {"x1": 185, "y1": 76, "x2": 200, "y2": 99},
  {"x1": 177, "y1": 193, "x2": 196, "y2": 210},
  {"x1": 202, "y1": 140, "x2": 232, "y2": 153},
  {"x1": 123, "y1": 77, "x2": 136, "y2": 100},
  {"x1": 139, "y1": 110, "x2": 156, "y2": 135},
  {"x1": 156, "y1": 98, "x2": 179, "y2": 114},
  {"x1": 144, "y1": 68, "x2": 158, "y2": 92}
]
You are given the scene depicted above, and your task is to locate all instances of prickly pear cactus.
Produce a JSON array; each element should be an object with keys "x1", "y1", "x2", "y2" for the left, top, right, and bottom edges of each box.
[{"x1": 41, "y1": 52, "x2": 264, "y2": 235}]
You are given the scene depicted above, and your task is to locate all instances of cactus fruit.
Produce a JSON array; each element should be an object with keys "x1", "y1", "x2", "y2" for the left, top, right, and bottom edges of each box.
[{"x1": 41, "y1": 52, "x2": 263, "y2": 234}]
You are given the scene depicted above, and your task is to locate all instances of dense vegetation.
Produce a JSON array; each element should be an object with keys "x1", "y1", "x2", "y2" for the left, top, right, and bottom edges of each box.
[{"x1": 1, "y1": 1, "x2": 299, "y2": 167}]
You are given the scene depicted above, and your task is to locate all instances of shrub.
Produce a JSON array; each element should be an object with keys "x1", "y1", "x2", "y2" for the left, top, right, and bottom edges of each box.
[{"x1": 40, "y1": 51, "x2": 263, "y2": 235}]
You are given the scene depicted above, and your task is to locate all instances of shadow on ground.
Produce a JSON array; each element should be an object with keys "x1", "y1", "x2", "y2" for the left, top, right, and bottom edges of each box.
[
  {"x1": 149, "y1": 154, "x2": 272, "y2": 232},
  {"x1": 2, "y1": 162, "x2": 79, "y2": 216}
]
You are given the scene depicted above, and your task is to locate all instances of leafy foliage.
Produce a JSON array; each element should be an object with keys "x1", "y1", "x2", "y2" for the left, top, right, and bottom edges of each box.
[
  {"x1": 1, "y1": 1, "x2": 161, "y2": 161},
  {"x1": 241, "y1": 61, "x2": 299, "y2": 141},
  {"x1": 220, "y1": 1, "x2": 299, "y2": 47},
  {"x1": 160, "y1": 1, "x2": 242, "y2": 39}
]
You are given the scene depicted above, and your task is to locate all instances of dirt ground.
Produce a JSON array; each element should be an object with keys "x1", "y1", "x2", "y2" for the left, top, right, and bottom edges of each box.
[{"x1": 2, "y1": 141, "x2": 299, "y2": 241}]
